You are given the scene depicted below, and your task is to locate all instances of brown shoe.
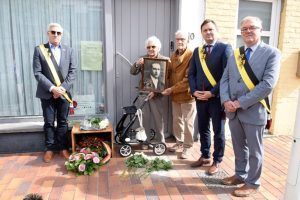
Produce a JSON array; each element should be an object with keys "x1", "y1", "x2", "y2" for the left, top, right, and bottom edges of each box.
[
  {"x1": 208, "y1": 162, "x2": 219, "y2": 175},
  {"x1": 61, "y1": 150, "x2": 70, "y2": 159},
  {"x1": 168, "y1": 143, "x2": 183, "y2": 152},
  {"x1": 233, "y1": 184, "x2": 258, "y2": 197},
  {"x1": 221, "y1": 175, "x2": 244, "y2": 185},
  {"x1": 43, "y1": 151, "x2": 54, "y2": 163},
  {"x1": 190, "y1": 157, "x2": 212, "y2": 168}
]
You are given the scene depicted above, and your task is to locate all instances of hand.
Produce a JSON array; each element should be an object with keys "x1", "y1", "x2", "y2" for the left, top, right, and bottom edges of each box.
[
  {"x1": 233, "y1": 100, "x2": 241, "y2": 109},
  {"x1": 161, "y1": 88, "x2": 172, "y2": 96},
  {"x1": 147, "y1": 91, "x2": 155, "y2": 99},
  {"x1": 224, "y1": 101, "x2": 237, "y2": 113},
  {"x1": 51, "y1": 86, "x2": 65, "y2": 98},
  {"x1": 193, "y1": 91, "x2": 214, "y2": 101},
  {"x1": 136, "y1": 58, "x2": 144, "y2": 66}
]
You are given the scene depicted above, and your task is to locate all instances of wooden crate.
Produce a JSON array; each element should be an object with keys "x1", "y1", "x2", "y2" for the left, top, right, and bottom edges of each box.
[{"x1": 71, "y1": 123, "x2": 114, "y2": 157}]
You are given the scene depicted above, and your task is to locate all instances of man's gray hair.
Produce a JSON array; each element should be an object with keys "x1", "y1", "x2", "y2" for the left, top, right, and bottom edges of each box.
[
  {"x1": 240, "y1": 16, "x2": 263, "y2": 28},
  {"x1": 145, "y1": 36, "x2": 161, "y2": 51},
  {"x1": 47, "y1": 23, "x2": 63, "y2": 32},
  {"x1": 175, "y1": 30, "x2": 189, "y2": 40}
]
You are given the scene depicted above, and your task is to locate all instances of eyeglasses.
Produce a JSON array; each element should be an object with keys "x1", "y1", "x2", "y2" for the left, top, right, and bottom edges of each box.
[
  {"x1": 241, "y1": 26, "x2": 260, "y2": 33},
  {"x1": 147, "y1": 46, "x2": 156, "y2": 49},
  {"x1": 49, "y1": 31, "x2": 62, "y2": 36}
]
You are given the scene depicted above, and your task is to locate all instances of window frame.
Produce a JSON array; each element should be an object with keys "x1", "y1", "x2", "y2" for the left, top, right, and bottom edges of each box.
[{"x1": 236, "y1": 0, "x2": 281, "y2": 47}]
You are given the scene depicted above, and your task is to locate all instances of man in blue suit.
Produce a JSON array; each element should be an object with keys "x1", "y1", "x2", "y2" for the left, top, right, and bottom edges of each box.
[
  {"x1": 188, "y1": 19, "x2": 232, "y2": 174},
  {"x1": 33, "y1": 23, "x2": 77, "y2": 162},
  {"x1": 220, "y1": 16, "x2": 281, "y2": 197}
]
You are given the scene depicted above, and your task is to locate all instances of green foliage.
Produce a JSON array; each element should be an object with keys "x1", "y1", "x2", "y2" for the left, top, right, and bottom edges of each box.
[
  {"x1": 145, "y1": 157, "x2": 172, "y2": 174},
  {"x1": 88, "y1": 117, "x2": 102, "y2": 127},
  {"x1": 123, "y1": 153, "x2": 172, "y2": 178},
  {"x1": 125, "y1": 153, "x2": 148, "y2": 168}
]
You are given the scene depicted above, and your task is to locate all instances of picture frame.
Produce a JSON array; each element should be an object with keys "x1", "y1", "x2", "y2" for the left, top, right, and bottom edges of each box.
[{"x1": 141, "y1": 58, "x2": 168, "y2": 93}]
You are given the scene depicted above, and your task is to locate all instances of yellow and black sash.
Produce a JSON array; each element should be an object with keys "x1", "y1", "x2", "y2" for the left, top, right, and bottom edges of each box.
[
  {"x1": 198, "y1": 46, "x2": 217, "y2": 87},
  {"x1": 39, "y1": 44, "x2": 72, "y2": 103},
  {"x1": 234, "y1": 47, "x2": 271, "y2": 113}
]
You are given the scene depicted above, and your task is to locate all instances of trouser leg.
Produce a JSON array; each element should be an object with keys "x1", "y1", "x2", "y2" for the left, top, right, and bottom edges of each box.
[
  {"x1": 41, "y1": 98, "x2": 57, "y2": 151},
  {"x1": 181, "y1": 101, "x2": 196, "y2": 148},
  {"x1": 56, "y1": 98, "x2": 70, "y2": 150},
  {"x1": 196, "y1": 101, "x2": 211, "y2": 158},
  {"x1": 172, "y1": 101, "x2": 184, "y2": 144}
]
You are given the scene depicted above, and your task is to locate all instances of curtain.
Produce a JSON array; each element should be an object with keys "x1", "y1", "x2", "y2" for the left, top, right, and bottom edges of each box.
[{"x1": 0, "y1": 0, "x2": 105, "y2": 117}]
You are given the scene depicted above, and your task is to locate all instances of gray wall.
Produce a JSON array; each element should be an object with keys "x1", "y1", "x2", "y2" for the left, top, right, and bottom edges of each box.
[{"x1": 113, "y1": 0, "x2": 178, "y2": 135}]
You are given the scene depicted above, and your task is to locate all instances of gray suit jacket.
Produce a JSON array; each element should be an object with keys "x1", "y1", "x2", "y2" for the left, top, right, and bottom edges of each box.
[
  {"x1": 33, "y1": 43, "x2": 77, "y2": 99},
  {"x1": 220, "y1": 42, "x2": 281, "y2": 125}
]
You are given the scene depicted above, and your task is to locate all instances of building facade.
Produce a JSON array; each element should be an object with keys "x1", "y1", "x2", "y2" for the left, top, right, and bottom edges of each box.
[{"x1": 0, "y1": 0, "x2": 299, "y2": 136}]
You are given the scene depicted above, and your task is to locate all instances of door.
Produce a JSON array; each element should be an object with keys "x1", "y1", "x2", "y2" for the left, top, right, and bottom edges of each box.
[{"x1": 114, "y1": 0, "x2": 176, "y2": 135}]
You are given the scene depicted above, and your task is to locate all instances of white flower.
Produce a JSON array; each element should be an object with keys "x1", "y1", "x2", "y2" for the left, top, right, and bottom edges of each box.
[{"x1": 99, "y1": 118, "x2": 109, "y2": 129}]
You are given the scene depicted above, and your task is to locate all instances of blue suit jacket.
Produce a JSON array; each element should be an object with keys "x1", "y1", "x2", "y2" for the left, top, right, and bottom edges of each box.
[
  {"x1": 32, "y1": 43, "x2": 77, "y2": 99},
  {"x1": 188, "y1": 41, "x2": 232, "y2": 97},
  {"x1": 220, "y1": 42, "x2": 281, "y2": 125}
]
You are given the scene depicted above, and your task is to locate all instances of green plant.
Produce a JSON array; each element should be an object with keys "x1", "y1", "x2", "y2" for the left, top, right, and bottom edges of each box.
[
  {"x1": 88, "y1": 117, "x2": 102, "y2": 129},
  {"x1": 125, "y1": 153, "x2": 148, "y2": 168},
  {"x1": 123, "y1": 152, "x2": 172, "y2": 178},
  {"x1": 145, "y1": 157, "x2": 172, "y2": 174}
]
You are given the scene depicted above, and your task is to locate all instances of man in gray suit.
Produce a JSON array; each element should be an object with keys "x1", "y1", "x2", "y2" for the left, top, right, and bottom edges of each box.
[
  {"x1": 220, "y1": 16, "x2": 281, "y2": 197},
  {"x1": 33, "y1": 23, "x2": 77, "y2": 163}
]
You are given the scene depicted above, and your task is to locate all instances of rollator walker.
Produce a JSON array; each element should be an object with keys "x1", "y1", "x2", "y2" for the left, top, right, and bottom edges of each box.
[{"x1": 115, "y1": 95, "x2": 167, "y2": 157}]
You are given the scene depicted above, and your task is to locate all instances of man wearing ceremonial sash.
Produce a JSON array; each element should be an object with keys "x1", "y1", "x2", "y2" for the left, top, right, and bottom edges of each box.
[
  {"x1": 188, "y1": 19, "x2": 232, "y2": 174},
  {"x1": 33, "y1": 23, "x2": 77, "y2": 163},
  {"x1": 220, "y1": 16, "x2": 281, "y2": 197}
]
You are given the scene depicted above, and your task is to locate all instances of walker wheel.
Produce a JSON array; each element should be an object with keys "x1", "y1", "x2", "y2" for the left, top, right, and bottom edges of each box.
[
  {"x1": 119, "y1": 144, "x2": 132, "y2": 157},
  {"x1": 149, "y1": 129, "x2": 155, "y2": 141},
  {"x1": 153, "y1": 143, "x2": 166, "y2": 156},
  {"x1": 114, "y1": 134, "x2": 122, "y2": 144}
]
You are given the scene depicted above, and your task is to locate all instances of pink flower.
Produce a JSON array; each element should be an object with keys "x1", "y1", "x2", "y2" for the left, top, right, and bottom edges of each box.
[
  {"x1": 74, "y1": 155, "x2": 81, "y2": 161},
  {"x1": 80, "y1": 148, "x2": 86, "y2": 153},
  {"x1": 93, "y1": 157, "x2": 100, "y2": 164},
  {"x1": 78, "y1": 163, "x2": 86, "y2": 172},
  {"x1": 92, "y1": 152, "x2": 98, "y2": 157},
  {"x1": 84, "y1": 154, "x2": 93, "y2": 160},
  {"x1": 69, "y1": 155, "x2": 75, "y2": 161},
  {"x1": 80, "y1": 148, "x2": 90, "y2": 154}
]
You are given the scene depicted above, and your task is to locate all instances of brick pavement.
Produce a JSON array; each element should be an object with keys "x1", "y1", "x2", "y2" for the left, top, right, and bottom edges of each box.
[{"x1": 0, "y1": 135, "x2": 292, "y2": 200}]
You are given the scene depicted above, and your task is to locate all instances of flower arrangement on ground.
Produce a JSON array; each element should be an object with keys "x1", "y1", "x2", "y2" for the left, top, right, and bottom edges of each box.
[
  {"x1": 123, "y1": 152, "x2": 172, "y2": 178},
  {"x1": 65, "y1": 140, "x2": 111, "y2": 176}
]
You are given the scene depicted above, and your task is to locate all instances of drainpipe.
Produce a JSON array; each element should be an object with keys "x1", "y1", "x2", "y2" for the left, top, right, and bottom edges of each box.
[{"x1": 284, "y1": 89, "x2": 300, "y2": 199}]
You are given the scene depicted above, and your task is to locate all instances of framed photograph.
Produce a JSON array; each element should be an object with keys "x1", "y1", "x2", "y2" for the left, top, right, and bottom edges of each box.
[{"x1": 141, "y1": 58, "x2": 168, "y2": 93}]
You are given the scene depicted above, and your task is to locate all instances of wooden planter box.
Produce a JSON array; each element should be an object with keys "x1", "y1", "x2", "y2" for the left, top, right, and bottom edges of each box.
[{"x1": 71, "y1": 123, "x2": 114, "y2": 157}]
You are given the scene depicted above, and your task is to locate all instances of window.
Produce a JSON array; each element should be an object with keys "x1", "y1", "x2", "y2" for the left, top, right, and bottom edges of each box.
[
  {"x1": 0, "y1": 0, "x2": 105, "y2": 117},
  {"x1": 236, "y1": 0, "x2": 281, "y2": 47}
]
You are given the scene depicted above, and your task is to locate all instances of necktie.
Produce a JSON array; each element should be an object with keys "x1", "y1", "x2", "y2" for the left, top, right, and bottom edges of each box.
[
  {"x1": 206, "y1": 45, "x2": 212, "y2": 56},
  {"x1": 245, "y1": 48, "x2": 252, "y2": 60}
]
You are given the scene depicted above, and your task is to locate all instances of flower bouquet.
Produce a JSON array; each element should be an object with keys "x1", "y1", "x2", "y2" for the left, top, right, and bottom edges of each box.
[
  {"x1": 81, "y1": 116, "x2": 109, "y2": 130},
  {"x1": 65, "y1": 140, "x2": 111, "y2": 176}
]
